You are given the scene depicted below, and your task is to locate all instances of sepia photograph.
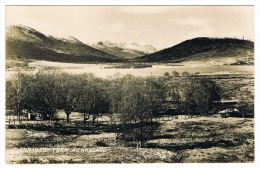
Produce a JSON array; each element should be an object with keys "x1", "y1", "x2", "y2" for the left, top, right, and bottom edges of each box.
[{"x1": 1, "y1": 3, "x2": 258, "y2": 166}]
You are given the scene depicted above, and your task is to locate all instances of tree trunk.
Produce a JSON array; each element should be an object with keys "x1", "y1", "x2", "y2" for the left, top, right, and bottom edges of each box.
[
  {"x1": 49, "y1": 112, "x2": 52, "y2": 122},
  {"x1": 140, "y1": 119, "x2": 143, "y2": 148},
  {"x1": 49, "y1": 114, "x2": 51, "y2": 123},
  {"x1": 83, "y1": 112, "x2": 86, "y2": 125},
  {"x1": 66, "y1": 112, "x2": 70, "y2": 123},
  {"x1": 92, "y1": 116, "x2": 96, "y2": 126},
  {"x1": 18, "y1": 110, "x2": 22, "y2": 124}
]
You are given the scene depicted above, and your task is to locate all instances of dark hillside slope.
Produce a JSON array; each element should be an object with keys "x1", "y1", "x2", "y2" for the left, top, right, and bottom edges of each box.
[
  {"x1": 138, "y1": 37, "x2": 254, "y2": 64},
  {"x1": 6, "y1": 25, "x2": 123, "y2": 63}
]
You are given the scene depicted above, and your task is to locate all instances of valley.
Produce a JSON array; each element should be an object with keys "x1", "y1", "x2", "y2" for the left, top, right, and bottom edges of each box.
[{"x1": 5, "y1": 24, "x2": 255, "y2": 164}]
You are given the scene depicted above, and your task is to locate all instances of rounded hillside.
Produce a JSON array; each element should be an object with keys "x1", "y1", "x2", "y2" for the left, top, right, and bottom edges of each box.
[
  {"x1": 138, "y1": 37, "x2": 254, "y2": 63},
  {"x1": 6, "y1": 25, "x2": 123, "y2": 63}
]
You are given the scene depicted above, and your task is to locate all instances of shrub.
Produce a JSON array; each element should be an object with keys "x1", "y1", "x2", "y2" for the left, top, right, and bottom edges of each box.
[
  {"x1": 96, "y1": 139, "x2": 109, "y2": 147},
  {"x1": 164, "y1": 72, "x2": 170, "y2": 76},
  {"x1": 182, "y1": 71, "x2": 190, "y2": 76},
  {"x1": 172, "y1": 71, "x2": 180, "y2": 77}
]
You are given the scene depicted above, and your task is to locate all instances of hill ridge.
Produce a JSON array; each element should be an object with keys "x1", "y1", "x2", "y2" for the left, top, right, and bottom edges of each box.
[
  {"x1": 6, "y1": 25, "x2": 123, "y2": 63},
  {"x1": 137, "y1": 37, "x2": 254, "y2": 64}
]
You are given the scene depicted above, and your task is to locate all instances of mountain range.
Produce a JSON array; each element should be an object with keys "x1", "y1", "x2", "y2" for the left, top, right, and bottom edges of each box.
[
  {"x1": 6, "y1": 25, "x2": 254, "y2": 65},
  {"x1": 6, "y1": 25, "x2": 123, "y2": 63},
  {"x1": 91, "y1": 41, "x2": 156, "y2": 59}
]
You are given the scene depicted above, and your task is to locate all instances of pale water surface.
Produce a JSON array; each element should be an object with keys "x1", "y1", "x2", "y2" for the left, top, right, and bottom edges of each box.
[{"x1": 5, "y1": 61, "x2": 254, "y2": 79}]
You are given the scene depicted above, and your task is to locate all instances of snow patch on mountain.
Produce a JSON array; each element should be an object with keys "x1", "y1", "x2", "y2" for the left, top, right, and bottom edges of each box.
[
  {"x1": 7, "y1": 25, "x2": 44, "y2": 42},
  {"x1": 49, "y1": 35, "x2": 83, "y2": 44},
  {"x1": 93, "y1": 41, "x2": 157, "y2": 54}
]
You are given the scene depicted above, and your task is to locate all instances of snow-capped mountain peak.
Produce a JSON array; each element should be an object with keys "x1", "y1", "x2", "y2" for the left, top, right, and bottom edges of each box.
[
  {"x1": 48, "y1": 35, "x2": 82, "y2": 44},
  {"x1": 91, "y1": 41, "x2": 157, "y2": 58},
  {"x1": 93, "y1": 41, "x2": 156, "y2": 52}
]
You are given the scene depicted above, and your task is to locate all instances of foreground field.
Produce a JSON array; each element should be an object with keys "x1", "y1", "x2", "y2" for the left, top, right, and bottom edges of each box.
[{"x1": 6, "y1": 116, "x2": 254, "y2": 163}]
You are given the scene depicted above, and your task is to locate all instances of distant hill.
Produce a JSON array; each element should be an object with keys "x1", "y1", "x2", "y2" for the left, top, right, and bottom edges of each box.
[
  {"x1": 6, "y1": 25, "x2": 123, "y2": 63},
  {"x1": 91, "y1": 41, "x2": 157, "y2": 59},
  {"x1": 137, "y1": 37, "x2": 254, "y2": 65}
]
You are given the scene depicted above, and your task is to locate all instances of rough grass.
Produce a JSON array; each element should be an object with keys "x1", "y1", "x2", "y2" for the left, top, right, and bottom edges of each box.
[
  {"x1": 5, "y1": 116, "x2": 254, "y2": 163},
  {"x1": 148, "y1": 116, "x2": 254, "y2": 163}
]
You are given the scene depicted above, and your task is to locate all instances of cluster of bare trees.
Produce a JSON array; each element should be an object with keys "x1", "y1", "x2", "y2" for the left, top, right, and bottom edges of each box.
[
  {"x1": 6, "y1": 69, "x2": 110, "y2": 125},
  {"x1": 6, "y1": 69, "x2": 222, "y2": 147},
  {"x1": 6, "y1": 70, "x2": 221, "y2": 120}
]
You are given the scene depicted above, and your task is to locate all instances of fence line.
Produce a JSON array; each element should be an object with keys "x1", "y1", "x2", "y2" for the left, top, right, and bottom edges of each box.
[{"x1": 5, "y1": 115, "x2": 180, "y2": 127}]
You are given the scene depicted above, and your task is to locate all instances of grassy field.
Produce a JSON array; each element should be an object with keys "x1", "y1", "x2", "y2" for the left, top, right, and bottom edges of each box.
[{"x1": 6, "y1": 116, "x2": 254, "y2": 164}]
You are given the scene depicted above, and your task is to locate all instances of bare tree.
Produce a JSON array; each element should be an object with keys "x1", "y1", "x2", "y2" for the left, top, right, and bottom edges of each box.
[
  {"x1": 76, "y1": 73, "x2": 96, "y2": 125},
  {"x1": 116, "y1": 75, "x2": 162, "y2": 147},
  {"x1": 56, "y1": 73, "x2": 83, "y2": 123},
  {"x1": 178, "y1": 77, "x2": 220, "y2": 116},
  {"x1": 28, "y1": 69, "x2": 60, "y2": 121},
  {"x1": 237, "y1": 89, "x2": 254, "y2": 118},
  {"x1": 90, "y1": 77, "x2": 110, "y2": 126},
  {"x1": 76, "y1": 74, "x2": 110, "y2": 126},
  {"x1": 6, "y1": 70, "x2": 32, "y2": 123}
]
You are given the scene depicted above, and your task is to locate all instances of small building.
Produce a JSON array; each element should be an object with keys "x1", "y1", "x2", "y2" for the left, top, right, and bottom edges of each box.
[
  {"x1": 27, "y1": 112, "x2": 40, "y2": 120},
  {"x1": 218, "y1": 108, "x2": 240, "y2": 118},
  {"x1": 213, "y1": 100, "x2": 238, "y2": 111}
]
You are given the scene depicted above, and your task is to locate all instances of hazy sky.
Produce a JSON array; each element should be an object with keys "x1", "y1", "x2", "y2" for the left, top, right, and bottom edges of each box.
[{"x1": 6, "y1": 6, "x2": 254, "y2": 49}]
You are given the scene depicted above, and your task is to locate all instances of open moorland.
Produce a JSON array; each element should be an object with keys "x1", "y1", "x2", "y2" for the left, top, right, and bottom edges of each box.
[{"x1": 6, "y1": 116, "x2": 254, "y2": 163}]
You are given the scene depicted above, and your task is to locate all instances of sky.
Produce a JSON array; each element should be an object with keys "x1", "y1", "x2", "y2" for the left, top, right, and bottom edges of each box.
[{"x1": 6, "y1": 6, "x2": 254, "y2": 49}]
